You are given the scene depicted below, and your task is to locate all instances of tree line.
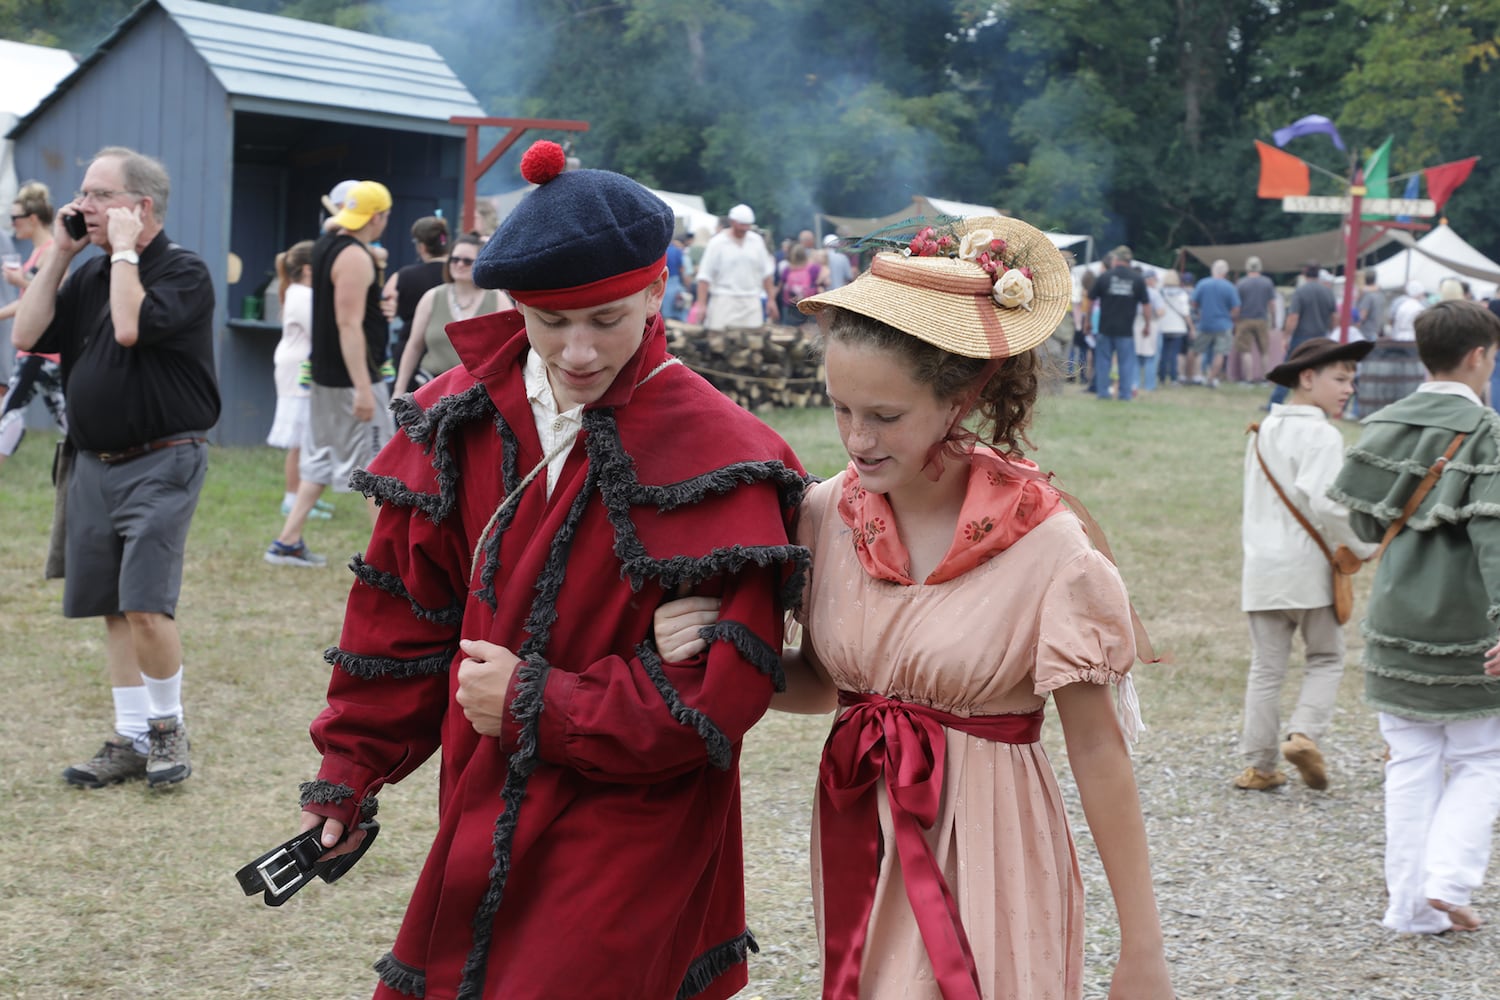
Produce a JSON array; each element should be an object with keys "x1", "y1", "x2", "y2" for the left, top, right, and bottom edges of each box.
[{"x1": 6, "y1": 0, "x2": 1499, "y2": 268}]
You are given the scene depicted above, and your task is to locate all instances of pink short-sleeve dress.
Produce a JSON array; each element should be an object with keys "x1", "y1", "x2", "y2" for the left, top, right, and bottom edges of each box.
[{"x1": 799, "y1": 470, "x2": 1137, "y2": 1000}]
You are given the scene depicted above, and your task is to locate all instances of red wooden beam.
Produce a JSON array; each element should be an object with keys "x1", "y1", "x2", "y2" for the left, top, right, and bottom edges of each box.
[{"x1": 451, "y1": 116, "x2": 590, "y2": 233}]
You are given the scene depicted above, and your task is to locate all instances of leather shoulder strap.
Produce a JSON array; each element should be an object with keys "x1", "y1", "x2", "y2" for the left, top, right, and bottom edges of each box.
[
  {"x1": 1374, "y1": 431, "x2": 1467, "y2": 560},
  {"x1": 1247, "y1": 423, "x2": 1336, "y2": 566}
]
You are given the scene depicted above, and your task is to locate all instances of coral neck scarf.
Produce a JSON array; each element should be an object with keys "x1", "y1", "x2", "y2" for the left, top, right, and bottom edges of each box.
[{"x1": 836, "y1": 446, "x2": 1064, "y2": 585}]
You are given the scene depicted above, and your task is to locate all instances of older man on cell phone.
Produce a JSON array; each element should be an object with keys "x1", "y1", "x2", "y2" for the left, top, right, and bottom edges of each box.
[{"x1": 13, "y1": 145, "x2": 220, "y2": 792}]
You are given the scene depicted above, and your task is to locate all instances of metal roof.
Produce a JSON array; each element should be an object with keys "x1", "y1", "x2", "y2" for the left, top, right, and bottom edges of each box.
[{"x1": 11, "y1": 0, "x2": 484, "y2": 138}]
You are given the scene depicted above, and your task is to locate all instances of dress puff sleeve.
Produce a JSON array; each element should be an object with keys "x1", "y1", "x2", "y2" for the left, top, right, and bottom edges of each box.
[
  {"x1": 790, "y1": 478, "x2": 838, "y2": 625},
  {"x1": 1031, "y1": 545, "x2": 1145, "y2": 741}
]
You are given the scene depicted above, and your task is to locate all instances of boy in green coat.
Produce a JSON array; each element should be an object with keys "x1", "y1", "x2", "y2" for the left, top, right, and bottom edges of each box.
[{"x1": 1330, "y1": 299, "x2": 1500, "y2": 933}]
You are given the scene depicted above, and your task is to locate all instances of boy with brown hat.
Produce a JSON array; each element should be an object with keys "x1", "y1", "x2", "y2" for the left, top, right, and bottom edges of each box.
[{"x1": 1237, "y1": 337, "x2": 1376, "y2": 791}]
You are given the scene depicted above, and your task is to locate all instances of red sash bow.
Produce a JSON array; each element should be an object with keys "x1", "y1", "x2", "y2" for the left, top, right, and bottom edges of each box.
[{"x1": 818, "y1": 691, "x2": 1044, "y2": 999}]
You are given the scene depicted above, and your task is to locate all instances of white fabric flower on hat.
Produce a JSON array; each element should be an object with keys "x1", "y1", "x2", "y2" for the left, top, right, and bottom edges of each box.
[
  {"x1": 959, "y1": 229, "x2": 996, "y2": 261},
  {"x1": 993, "y1": 268, "x2": 1035, "y2": 310}
]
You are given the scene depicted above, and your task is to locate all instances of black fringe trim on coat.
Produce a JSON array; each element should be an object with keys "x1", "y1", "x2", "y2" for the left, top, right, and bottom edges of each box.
[
  {"x1": 355, "y1": 383, "x2": 499, "y2": 523},
  {"x1": 349, "y1": 554, "x2": 465, "y2": 627},
  {"x1": 637, "y1": 640, "x2": 733, "y2": 770},
  {"x1": 676, "y1": 929, "x2": 759, "y2": 1000},
  {"x1": 324, "y1": 645, "x2": 455, "y2": 680},
  {"x1": 296, "y1": 782, "x2": 379, "y2": 819},
  {"x1": 374, "y1": 952, "x2": 426, "y2": 997},
  {"x1": 297, "y1": 778, "x2": 354, "y2": 807},
  {"x1": 633, "y1": 459, "x2": 808, "y2": 513},
  {"x1": 704, "y1": 619, "x2": 785, "y2": 690},
  {"x1": 456, "y1": 465, "x2": 598, "y2": 1000},
  {"x1": 474, "y1": 419, "x2": 523, "y2": 612}
]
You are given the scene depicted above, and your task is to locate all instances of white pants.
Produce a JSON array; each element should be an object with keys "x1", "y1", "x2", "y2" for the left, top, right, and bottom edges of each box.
[
  {"x1": 1379, "y1": 712, "x2": 1500, "y2": 932},
  {"x1": 704, "y1": 293, "x2": 764, "y2": 331},
  {"x1": 1240, "y1": 608, "x2": 1345, "y2": 770}
]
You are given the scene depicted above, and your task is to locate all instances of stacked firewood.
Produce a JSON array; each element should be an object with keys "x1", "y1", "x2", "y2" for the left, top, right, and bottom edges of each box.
[{"x1": 664, "y1": 321, "x2": 829, "y2": 412}]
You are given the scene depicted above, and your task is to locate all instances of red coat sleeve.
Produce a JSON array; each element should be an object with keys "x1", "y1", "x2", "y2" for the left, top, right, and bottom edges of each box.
[
  {"x1": 504, "y1": 562, "x2": 784, "y2": 784},
  {"x1": 304, "y1": 481, "x2": 472, "y2": 825}
]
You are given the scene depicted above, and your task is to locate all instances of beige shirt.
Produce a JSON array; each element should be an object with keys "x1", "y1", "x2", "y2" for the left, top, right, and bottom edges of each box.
[
  {"x1": 523, "y1": 349, "x2": 583, "y2": 497},
  {"x1": 1241, "y1": 404, "x2": 1376, "y2": 611}
]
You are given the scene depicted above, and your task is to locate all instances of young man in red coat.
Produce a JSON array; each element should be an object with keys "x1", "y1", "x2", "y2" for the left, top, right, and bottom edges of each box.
[{"x1": 293, "y1": 142, "x2": 808, "y2": 999}]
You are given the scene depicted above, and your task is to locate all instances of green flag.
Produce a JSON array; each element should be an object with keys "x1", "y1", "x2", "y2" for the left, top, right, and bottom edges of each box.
[{"x1": 1361, "y1": 135, "x2": 1393, "y2": 219}]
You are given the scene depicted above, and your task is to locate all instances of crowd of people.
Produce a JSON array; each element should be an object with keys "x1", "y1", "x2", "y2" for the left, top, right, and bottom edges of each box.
[
  {"x1": 4, "y1": 140, "x2": 1497, "y2": 1000},
  {"x1": 1073, "y1": 248, "x2": 1500, "y2": 418}
]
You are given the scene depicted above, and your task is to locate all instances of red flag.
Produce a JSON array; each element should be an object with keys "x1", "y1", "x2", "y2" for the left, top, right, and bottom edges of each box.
[
  {"x1": 1255, "y1": 140, "x2": 1310, "y2": 198},
  {"x1": 1424, "y1": 157, "x2": 1478, "y2": 212}
]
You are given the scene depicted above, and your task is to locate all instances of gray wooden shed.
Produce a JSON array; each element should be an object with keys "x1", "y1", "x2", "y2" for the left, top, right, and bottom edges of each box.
[{"x1": 7, "y1": 0, "x2": 484, "y2": 444}]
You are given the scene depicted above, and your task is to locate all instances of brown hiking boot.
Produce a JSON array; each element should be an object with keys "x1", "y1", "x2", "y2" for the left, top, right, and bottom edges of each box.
[
  {"x1": 145, "y1": 715, "x2": 191, "y2": 788},
  {"x1": 1233, "y1": 766, "x2": 1287, "y2": 791},
  {"x1": 63, "y1": 736, "x2": 147, "y2": 788},
  {"x1": 1282, "y1": 732, "x2": 1329, "y2": 790}
]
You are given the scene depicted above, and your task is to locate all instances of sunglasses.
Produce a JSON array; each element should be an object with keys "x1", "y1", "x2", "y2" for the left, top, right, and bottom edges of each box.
[
  {"x1": 9, "y1": 214, "x2": 26, "y2": 223},
  {"x1": 449, "y1": 256, "x2": 477, "y2": 266}
]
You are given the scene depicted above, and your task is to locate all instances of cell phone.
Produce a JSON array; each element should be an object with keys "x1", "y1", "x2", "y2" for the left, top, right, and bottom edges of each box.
[{"x1": 63, "y1": 211, "x2": 87, "y2": 240}]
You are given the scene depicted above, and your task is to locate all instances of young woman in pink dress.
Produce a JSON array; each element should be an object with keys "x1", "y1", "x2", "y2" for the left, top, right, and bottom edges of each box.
[{"x1": 655, "y1": 217, "x2": 1173, "y2": 999}]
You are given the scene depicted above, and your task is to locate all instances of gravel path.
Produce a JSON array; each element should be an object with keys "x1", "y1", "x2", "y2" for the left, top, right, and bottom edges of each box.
[{"x1": 737, "y1": 707, "x2": 1497, "y2": 999}]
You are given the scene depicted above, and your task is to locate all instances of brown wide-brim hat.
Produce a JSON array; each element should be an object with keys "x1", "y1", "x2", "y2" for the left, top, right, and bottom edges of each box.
[
  {"x1": 1265, "y1": 337, "x2": 1375, "y2": 387},
  {"x1": 798, "y1": 215, "x2": 1071, "y2": 359}
]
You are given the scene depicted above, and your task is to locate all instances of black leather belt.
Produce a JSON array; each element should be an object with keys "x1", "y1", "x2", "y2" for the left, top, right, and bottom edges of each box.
[
  {"x1": 92, "y1": 436, "x2": 207, "y2": 465},
  {"x1": 234, "y1": 819, "x2": 380, "y2": 906}
]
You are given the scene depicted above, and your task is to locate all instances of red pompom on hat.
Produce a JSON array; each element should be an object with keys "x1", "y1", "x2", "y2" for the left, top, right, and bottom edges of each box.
[
  {"x1": 474, "y1": 142, "x2": 674, "y2": 310},
  {"x1": 520, "y1": 141, "x2": 568, "y2": 185}
]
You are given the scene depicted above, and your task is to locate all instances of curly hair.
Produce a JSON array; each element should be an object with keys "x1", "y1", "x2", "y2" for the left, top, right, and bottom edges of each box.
[
  {"x1": 823, "y1": 307, "x2": 1044, "y2": 458},
  {"x1": 13, "y1": 180, "x2": 53, "y2": 225}
]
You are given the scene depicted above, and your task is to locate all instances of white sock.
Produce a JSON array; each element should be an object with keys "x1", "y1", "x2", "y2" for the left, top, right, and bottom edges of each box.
[
  {"x1": 282, "y1": 491, "x2": 297, "y2": 507},
  {"x1": 113, "y1": 686, "x2": 152, "y2": 753},
  {"x1": 143, "y1": 667, "x2": 184, "y2": 723}
]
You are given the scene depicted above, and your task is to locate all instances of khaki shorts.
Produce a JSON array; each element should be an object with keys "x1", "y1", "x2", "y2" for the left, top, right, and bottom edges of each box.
[
  {"x1": 300, "y1": 382, "x2": 394, "y2": 492},
  {"x1": 64, "y1": 442, "x2": 208, "y2": 617},
  {"x1": 1192, "y1": 328, "x2": 1232, "y2": 359},
  {"x1": 1234, "y1": 318, "x2": 1269, "y2": 353}
]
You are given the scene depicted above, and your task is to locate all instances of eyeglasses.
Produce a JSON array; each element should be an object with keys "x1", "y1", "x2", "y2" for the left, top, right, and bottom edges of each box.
[
  {"x1": 74, "y1": 189, "x2": 140, "y2": 204},
  {"x1": 449, "y1": 256, "x2": 477, "y2": 266}
]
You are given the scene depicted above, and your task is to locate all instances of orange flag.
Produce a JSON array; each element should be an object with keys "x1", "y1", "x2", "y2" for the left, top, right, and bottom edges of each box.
[{"x1": 1255, "y1": 140, "x2": 1311, "y2": 198}]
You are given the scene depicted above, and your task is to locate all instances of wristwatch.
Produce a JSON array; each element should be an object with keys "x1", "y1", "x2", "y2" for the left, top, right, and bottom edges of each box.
[{"x1": 110, "y1": 249, "x2": 140, "y2": 266}]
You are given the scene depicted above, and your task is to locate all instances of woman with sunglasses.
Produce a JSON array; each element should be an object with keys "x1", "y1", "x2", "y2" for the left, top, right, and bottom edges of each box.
[
  {"x1": 393, "y1": 234, "x2": 510, "y2": 396},
  {"x1": 0, "y1": 181, "x2": 67, "y2": 468}
]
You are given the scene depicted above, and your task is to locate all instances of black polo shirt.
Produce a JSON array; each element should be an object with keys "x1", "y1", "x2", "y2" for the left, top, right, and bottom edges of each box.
[{"x1": 33, "y1": 230, "x2": 220, "y2": 452}]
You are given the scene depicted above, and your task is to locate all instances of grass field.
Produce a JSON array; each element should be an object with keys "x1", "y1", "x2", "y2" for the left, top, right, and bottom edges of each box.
[{"x1": 0, "y1": 380, "x2": 1492, "y2": 998}]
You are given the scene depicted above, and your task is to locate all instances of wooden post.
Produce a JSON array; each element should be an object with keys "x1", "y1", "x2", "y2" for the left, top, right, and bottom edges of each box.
[
  {"x1": 1338, "y1": 170, "x2": 1365, "y2": 344},
  {"x1": 450, "y1": 117, "x2": 590, "y2": 232}
]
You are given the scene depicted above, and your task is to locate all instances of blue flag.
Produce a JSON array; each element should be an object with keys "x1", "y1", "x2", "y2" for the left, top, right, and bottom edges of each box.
[
  {"x1": 1273, "y1": 115, "x2": 1346, "y2": 152},
  {"x1": 1395, "y1": 173, "x2": 1422, "y2": 223}
]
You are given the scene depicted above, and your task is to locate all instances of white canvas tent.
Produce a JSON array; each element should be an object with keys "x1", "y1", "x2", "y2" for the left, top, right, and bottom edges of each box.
[
  {"x1": 1371, "y1": 224, "x2": 1500, "y2": 299},
  {"x1": 490, "y1": 184, "x2": 719, "y2": 240},
  {"x1": 1, "y1": 39, "x2": 77, "y2": 222},
  {"x1": 819, "y1": 196, "x2": 1094, "y2": 263}
]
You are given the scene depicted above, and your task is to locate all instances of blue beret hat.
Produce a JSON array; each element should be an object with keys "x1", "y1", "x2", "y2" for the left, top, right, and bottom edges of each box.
[{"x1": 473, "y1": 141, "x2": 675, "y2": 310}]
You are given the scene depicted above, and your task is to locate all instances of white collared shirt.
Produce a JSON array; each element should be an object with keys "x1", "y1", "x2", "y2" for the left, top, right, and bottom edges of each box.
[
  {"x1": 523, "y1": 349, "x2": 584, "y2": 496},
  {"x1": 1415, "y1": 380, "x2": 1483, "y2": 407},
  {"x1": 1241, "y1": 403, "x2": 1376, "y2": 611}
]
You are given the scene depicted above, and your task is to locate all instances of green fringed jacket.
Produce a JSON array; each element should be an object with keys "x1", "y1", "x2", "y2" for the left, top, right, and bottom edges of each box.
[{"x1": 1329, "y1": 389, "x2": 1500, "y2": 721}]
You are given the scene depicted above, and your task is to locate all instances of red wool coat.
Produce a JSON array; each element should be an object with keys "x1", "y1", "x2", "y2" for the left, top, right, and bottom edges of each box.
[{"x1": 302, "y1": 312, "x2": 808, "y2": 1000}]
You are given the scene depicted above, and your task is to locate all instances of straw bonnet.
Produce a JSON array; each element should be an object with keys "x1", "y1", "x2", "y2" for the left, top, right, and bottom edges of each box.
[{"x1": 798, "y1": 216, "x2": 1071, "y2": 359}]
